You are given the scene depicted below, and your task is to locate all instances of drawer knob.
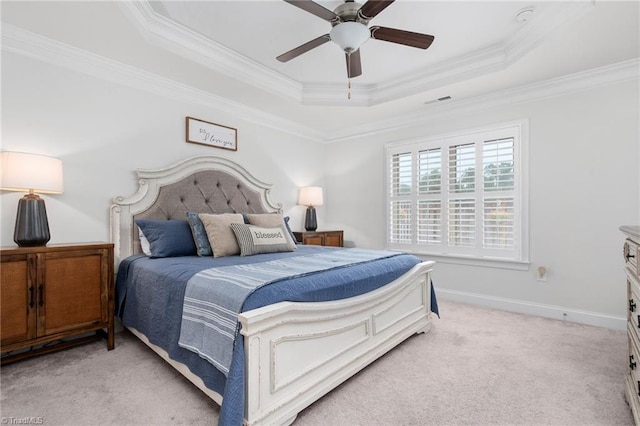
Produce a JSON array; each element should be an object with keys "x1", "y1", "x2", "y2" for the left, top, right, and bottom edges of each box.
[
  {"x1": 631, "y1": 299, "x2": 637, "y2": 312},
  {"x1": 625, "y1": 243, "x2": 636, "y2": 261},
  {"x1": 631, "y1": 355, "x2": 637, "y2": 370}
]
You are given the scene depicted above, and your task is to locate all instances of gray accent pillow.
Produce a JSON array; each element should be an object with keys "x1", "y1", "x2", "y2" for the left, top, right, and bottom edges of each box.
[
  {"x1": 187, "y1": 212, "x2": 213, "y2": 256},
  {"x1": 230, "y1": 223, "x2": 297, "y2": 256},
  {"x1": 199, "y1": 213, "x2": 245, "y2": 258}
]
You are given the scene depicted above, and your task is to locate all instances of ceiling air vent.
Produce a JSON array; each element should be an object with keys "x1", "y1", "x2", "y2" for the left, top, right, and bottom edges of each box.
[{"x1": 424, "y1": 96, "x2": 451, "y2": 105}]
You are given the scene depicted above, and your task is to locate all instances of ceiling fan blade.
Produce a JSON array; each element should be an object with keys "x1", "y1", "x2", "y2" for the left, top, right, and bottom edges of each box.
[
  {"x1": 283, "y1": 0, "x2": 340, "y2": 23},
  {"x1": 277, "y1": 34, "x2": 331, "y2": 62},
  {"x1": 358, "y1": 0, "x2": 395, "y2": 21},
  {"x1": 370, "y1": 26, "x2": 434, "y2": 49},
  {"x1": 346, "y1": 49, "x2": 362, "y2": 78}
]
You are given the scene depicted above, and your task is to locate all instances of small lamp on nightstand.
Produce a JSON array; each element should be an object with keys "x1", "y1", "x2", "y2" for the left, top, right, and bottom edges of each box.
[
  {"x1": 298, "y1": 186, "x2": 323, "y2": 232},
  {"x1": 1, "y1": 151, "x2": 64, "y2": 247}
]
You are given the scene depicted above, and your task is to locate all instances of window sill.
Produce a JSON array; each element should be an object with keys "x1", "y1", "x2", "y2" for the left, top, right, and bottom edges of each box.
[{"x1": 392, "y1": 250, "x2": 530, "y2": 271}]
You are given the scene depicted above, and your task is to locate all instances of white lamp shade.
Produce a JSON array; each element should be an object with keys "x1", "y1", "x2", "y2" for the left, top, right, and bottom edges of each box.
[
  {"x1": 298, "y1": 187, "x2": 323, "y2": 207},
  {"x1": 330, "y1": 21, "x2": 370, "y2": 52},
  {"x1": 1, "y1": 151, "x2": 64, "y2": 194}
]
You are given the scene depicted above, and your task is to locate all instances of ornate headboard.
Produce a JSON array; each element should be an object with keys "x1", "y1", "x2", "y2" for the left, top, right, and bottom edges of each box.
[{"x1": 110, "y1": 156, "x2": 281, "y2": 266}]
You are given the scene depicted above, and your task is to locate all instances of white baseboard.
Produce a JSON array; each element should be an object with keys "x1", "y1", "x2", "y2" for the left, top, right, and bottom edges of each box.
[{"x1": 436, "y1": 288, "x2": 626, "y2": 331}]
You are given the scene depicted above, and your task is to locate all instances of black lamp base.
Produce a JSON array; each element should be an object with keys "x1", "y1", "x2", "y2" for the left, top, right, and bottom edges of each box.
[
  {"x1": 304, "y1": 206, "x2": 318, "y2": 232},
  {"x1": 14, "y1": 193, "x2": 51, "y2": 247}
]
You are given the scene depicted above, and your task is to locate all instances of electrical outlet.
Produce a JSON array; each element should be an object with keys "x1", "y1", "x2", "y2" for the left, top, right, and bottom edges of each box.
[{"x1": 536, "y1": 266, "x2": 548, "y2": 282}]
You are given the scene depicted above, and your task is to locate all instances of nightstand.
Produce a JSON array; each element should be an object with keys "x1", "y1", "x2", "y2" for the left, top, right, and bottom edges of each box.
[
  {"x1": 293, "y1": 230, "x2": 343, "y2": 247},
  {"x1": 1, "y1": 243, "x2": 114, "y2": 364}
]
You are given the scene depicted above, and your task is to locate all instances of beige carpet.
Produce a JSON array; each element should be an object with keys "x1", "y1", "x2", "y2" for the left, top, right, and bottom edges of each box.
[{"x1": 1, "y1": 299, "x2": 634, "y2": 425}]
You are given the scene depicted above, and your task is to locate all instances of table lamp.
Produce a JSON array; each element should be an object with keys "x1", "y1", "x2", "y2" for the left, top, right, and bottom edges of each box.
[
  {"x1": 298, "y1": 186, "x2": 323, "y2": 232},
  {"x1": 1, "y1": 151, "x2": 64, "y2": 247}
]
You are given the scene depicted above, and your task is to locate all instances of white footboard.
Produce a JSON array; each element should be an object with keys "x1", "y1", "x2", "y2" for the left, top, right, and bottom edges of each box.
[{"x1": 239, "y1": 260, "x2": 434, "y2": 426}]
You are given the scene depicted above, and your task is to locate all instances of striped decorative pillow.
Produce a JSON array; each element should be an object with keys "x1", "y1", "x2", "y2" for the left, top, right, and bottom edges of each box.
[{"x1": 230, "y1": 223, "x2": 297, "y2": 256}]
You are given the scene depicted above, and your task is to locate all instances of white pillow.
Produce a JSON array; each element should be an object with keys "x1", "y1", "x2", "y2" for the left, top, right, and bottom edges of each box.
[{"x1": 138, "y1": 228, "x2": 151, "y2": 256}]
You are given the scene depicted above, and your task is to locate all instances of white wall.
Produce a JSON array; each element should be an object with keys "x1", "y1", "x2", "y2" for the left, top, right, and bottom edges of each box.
[
  {"x1": 324, "y1": 78, "x2": 640, "y2": 328},
  {"x1": 2, "y1": 43, "x2": 638, "y2": 330},
  {"x1": 0, "y1": 52, "x2": 326, "y2": 245}
]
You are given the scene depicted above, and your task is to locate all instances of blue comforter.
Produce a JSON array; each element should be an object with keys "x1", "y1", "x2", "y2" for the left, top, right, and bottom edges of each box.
[{"x1": 115, "y1": 245, "x2": 437, "y2": 426}]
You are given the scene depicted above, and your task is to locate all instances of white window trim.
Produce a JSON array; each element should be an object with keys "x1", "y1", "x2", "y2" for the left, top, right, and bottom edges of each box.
[{"x1": 384, "y1": 119, "x2": 530, "y2": 269}]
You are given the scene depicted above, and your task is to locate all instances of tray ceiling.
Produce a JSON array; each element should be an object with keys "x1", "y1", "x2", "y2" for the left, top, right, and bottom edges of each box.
[
  {"x1": 134, "y1": 0, "x2": 595, "y2": 106},
  {"x1": 2, "y1": 1, "x2": 638, "y2": 138}
]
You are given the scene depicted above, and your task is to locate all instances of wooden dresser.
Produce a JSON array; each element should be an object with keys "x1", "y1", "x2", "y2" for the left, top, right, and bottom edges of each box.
[
  {"x1": 623, "y1": 225, "x2": 640, "y2": 424},
  {"x1": 293, "y1": 230, "x2": 343, "y2": 247},
  {"x1": 0, "y1": 243, "x2": 114, "y2": 364}
]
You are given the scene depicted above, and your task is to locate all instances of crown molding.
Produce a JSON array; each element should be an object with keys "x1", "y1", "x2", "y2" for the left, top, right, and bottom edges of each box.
[
  {"x1": 367, "y1": 0, "x2": 595, "y2": 106},
  {"x1": 324, "y1": 57, "x2": 640, "y2": 143},
  {"x1": 1, "y1": 24, "x2": 324, "y2": 143},
  {"x1": 118, "y1": 1, "x2": 303, "y2": 103},
  {"x1": 3, "y1": 22, "x2": 635, "y2": 146},
  {"x1": 120, "y1": 0, "x2": 594, "y2": 107},
  {"x1": 371, "y1": 45, "x2": 507, "y2": 106},
  {"x1": 301, "y1": 82, "x2": 376, "y2": 106},
  {"x1": 301, "y1": 44, "x2": 507, "y2": 106}
]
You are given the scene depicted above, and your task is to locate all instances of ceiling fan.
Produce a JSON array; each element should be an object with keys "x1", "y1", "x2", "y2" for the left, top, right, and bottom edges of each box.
[{"x1": 276, "y1": 0, "x2": 435, "y2": 79}]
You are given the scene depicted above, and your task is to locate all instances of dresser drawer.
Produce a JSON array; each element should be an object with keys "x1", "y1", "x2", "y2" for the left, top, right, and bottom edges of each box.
[
  {"x1": 629, "y1": 275, "x2": 640, "y2": 328},
  {"x1": 625, "y1": 238, "x2": 640, "y2": 278},
  {"x1": 629, "y1": 330, "x2": 640, "y2": 404},
  {"x1": 631, "y1": 336, "x2": 640, "y2": 383}
]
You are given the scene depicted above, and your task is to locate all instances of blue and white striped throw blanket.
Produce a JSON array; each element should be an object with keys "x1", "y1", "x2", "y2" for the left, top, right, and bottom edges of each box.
[{"x1": 178, "y1": 248, "x2": 401, "y2": 376}]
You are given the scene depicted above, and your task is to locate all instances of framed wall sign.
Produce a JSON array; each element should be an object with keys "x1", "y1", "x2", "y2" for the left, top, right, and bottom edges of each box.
[{"x1": 186, "y1": 116, "x2": 237, "y2": 151}]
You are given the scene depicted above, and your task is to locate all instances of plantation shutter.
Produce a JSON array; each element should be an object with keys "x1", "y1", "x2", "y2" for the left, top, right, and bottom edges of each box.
[
  {"x1": 385, "y1": 121, "x2": 526, "y2": 263},
  {"x1": 417, "y1": 148, "x2": 442, "y2": 244},
  {"x1": 389, "y1": 152, "x2": 412, "y2": 244},
  {"x1": 482, "y1": 138, "x2": 515, "y2": 250}
]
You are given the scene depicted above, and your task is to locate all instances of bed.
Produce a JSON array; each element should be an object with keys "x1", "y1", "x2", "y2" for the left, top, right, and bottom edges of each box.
[{"x1": 110, "y1": 155, "x2": 435, "y2": 426}]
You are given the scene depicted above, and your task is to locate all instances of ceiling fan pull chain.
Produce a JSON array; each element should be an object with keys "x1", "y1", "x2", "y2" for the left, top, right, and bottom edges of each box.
[{"x1": 347, "y1": 51, "x2": 351, "y2": 100}]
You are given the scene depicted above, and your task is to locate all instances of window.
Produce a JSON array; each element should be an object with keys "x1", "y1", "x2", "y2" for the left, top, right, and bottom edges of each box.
[{"x1": 385, "y1": 121, "x2": 528, "y2": 265}]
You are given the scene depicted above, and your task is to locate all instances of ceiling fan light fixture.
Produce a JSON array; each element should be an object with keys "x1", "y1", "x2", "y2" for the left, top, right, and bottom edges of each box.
[{"x1": 330, "y1": 21, "x2": 370, "y2": 53}]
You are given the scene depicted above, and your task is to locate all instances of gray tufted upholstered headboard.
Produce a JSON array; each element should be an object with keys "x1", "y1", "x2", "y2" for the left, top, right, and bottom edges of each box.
[
  {"x1": 132, "y1": 170, "x2": 271, "y2": 253},
  {"x1": 110, "y1": 156, "x2": 281, "y2": 266}
]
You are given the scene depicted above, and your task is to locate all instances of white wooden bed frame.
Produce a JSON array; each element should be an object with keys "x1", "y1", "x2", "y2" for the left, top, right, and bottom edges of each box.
[{"x1": 110, "y1": 156, "x2": 434, "y2": 425}]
